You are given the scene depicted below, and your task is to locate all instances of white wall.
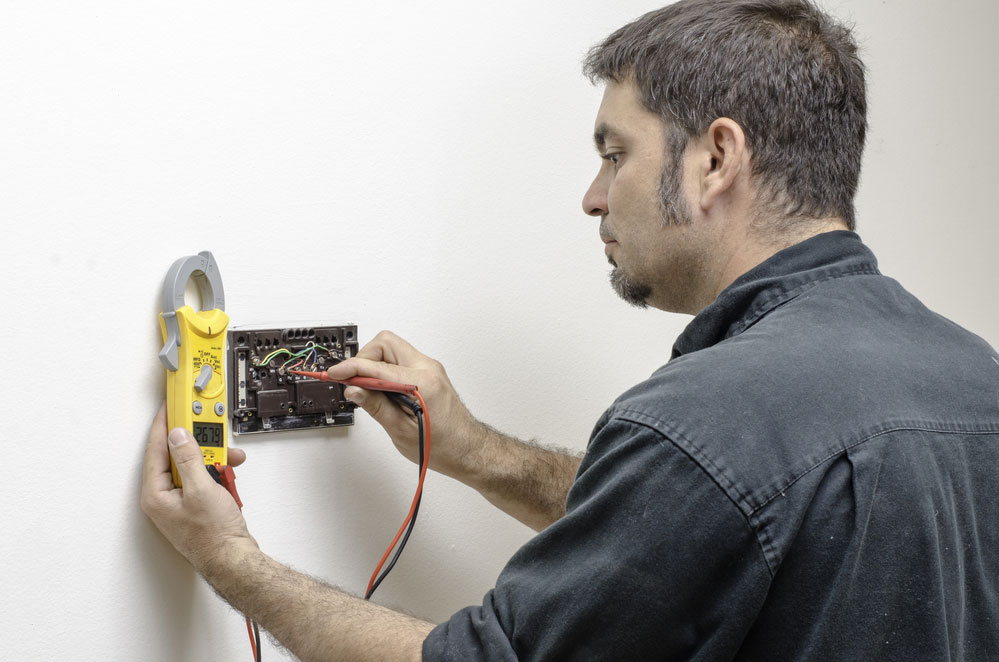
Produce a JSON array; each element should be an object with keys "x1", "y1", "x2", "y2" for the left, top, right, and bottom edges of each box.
[{"x1": 1, "y1": 1, "x2": 996, "y2": 659}]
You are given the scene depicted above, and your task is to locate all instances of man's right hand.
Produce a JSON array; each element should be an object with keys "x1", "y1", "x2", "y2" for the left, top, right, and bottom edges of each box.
[
  {"x1": 328, "y1": 330, "x2": 582, "y2": 531},
  {"x1": 325, "y1": 330, "x2": 481, "y2": 480}
]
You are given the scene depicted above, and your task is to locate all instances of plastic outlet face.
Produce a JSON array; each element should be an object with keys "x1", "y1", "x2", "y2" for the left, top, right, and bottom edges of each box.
[{"x1": 227, "y1": 325, "x2": 359, "y2": 434}]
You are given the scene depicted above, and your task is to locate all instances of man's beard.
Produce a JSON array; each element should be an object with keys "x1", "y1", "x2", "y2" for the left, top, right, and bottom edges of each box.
[
  {"x1": 609, "y1": 259, "x2": 652, "y2": 308},
  {"x1": 608, "y1": 152, "x2": 692, "y2": 308}
]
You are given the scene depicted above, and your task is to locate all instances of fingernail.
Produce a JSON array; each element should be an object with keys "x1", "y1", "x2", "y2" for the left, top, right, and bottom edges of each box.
[
  {"x1": 344, "y1": 386, "x2": 365, "y2": 404},
  {"x1": 168, "y1": 428, "x2": 192, "y2": 447}
]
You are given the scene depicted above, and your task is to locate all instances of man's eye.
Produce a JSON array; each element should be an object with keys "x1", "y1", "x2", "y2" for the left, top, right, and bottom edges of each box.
[{"x1": 602, "y1": 153, "x2": 622, "y2": 167}]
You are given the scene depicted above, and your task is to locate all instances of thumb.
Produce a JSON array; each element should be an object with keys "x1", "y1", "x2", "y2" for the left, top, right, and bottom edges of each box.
[
  {"x1": 345, "y1": 387, "x2": 412, "y2": 429},
  {"x1": 168, "y1": 428, "x2": 210, "y2": 488},
  {"x1": 345, "y1": 386, "x2": 388, "y2": 419}
]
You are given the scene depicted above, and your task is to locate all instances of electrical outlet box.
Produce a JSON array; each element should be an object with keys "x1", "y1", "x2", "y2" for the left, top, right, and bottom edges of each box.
[{"x1": 227, "y1": 325, "x2": 359, "y2": 434}]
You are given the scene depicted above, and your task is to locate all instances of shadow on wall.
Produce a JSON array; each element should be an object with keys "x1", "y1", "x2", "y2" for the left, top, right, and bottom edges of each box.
[
  {"x1": 127, "y1": 463, "x2": 202, "y2": 657},
  {"x1": 125, "y1": 297, "x2": 209, "y2": 657}
]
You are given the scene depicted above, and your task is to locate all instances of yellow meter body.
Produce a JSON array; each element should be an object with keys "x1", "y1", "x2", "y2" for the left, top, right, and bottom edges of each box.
[{"x1": 158, "y1": 252, "x2": 229, "y2": 487}]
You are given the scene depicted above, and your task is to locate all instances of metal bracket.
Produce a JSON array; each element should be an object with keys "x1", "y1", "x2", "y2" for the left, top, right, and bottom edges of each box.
[{"x1": 158, "y1": 251, "x2": 226, "y2": 371}]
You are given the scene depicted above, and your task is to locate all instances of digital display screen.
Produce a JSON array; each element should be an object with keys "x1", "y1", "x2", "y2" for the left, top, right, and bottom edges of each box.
[{"x1": 192, "y1": 422, "x2": 224, "y2": 447}]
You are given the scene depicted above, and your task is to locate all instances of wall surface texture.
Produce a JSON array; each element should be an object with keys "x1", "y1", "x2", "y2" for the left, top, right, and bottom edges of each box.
[{"x1": 1, "y1": 1, "x2": 997, "y2": 659}]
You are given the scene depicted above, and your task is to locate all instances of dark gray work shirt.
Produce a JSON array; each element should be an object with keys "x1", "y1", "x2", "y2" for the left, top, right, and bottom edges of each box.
[{"x1": 423, "y1": 231, "x2": 999, "y2": 661}]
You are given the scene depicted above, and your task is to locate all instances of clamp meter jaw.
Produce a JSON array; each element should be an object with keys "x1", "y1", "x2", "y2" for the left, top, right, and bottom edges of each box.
[{"x1": 158, "y1": 251, "x2": 229, "y2": 487}]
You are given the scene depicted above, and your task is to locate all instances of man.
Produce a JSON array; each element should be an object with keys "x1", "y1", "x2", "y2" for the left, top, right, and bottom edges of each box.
[{"x1": 142, "y1": 0, "x2": 999, "y2": 659}]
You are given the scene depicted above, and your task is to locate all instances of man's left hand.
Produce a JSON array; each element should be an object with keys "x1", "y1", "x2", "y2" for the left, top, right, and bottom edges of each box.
[{"x1": 141, "y1": 404, "x2": 256, "y2": 570}]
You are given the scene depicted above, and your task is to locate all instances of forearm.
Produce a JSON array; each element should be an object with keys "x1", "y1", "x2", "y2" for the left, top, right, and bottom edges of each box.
[
  {"x1": 201, "y1": 539, "x2": 433, "y2": 662},
  {"x1": 445, "y1": 421, "x2": 582, "y2": 531}
]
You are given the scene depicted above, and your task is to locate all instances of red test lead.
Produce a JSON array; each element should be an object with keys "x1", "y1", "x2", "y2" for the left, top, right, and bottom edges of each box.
[
  {"x1": 288, "y1": 370, "x2": 418, "y2": 396},
  {"x1": 289, "y1": 368, "x2": 430, "y2": 600},
  {"x1": 210, "y1": 462, "x2": 259, "y2": 661}
]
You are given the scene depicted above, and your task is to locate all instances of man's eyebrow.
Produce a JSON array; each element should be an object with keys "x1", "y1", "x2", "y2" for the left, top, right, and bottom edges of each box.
[{"x1": 593, "y1": 122, "x2": 623, "y2": 151}]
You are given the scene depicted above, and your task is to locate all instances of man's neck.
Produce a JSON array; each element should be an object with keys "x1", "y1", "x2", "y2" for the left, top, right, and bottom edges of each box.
[{"x1": 707, "y1": 218, "x2": 851, "y2": 310}]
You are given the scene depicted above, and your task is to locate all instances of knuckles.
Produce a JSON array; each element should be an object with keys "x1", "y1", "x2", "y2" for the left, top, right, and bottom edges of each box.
[{"x1": 423, "y1": 370, "x2": 445, "y2": 392}]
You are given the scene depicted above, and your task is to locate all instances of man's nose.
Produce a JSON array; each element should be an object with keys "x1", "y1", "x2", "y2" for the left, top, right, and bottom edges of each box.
[{"x1": 582, "y1": 173, "x2": 608, "y2": 217}]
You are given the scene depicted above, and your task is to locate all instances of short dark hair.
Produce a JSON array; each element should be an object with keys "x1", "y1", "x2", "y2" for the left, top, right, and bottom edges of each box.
[{"x1": 584, "y1": 0, "x2": 867, "y2": 230}]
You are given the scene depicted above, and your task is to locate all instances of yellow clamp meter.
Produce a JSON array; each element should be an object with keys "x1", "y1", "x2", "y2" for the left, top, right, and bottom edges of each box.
[{"x1": 158, "y1": 251, "x2": 229, "y2": 487}]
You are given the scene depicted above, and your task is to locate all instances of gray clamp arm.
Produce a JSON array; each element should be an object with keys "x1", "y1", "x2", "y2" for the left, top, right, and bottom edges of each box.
[{"x1": 158, "y1": 251, "x2": 226, "y2": 371}]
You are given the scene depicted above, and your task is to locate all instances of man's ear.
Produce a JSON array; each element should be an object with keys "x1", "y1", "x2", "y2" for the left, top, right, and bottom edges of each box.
[{"x1": 697, "y1": 117, "x2": 748, "y2": 211}]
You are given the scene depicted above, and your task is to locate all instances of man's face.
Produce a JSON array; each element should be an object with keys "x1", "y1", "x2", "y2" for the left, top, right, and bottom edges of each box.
[{"x1": 582, "y1": 79, "x2": 713, "y2": 314}]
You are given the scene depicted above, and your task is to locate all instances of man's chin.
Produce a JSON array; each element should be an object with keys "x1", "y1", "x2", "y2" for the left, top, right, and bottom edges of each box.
[{"x1": 609, "y1": 268, "x2": 651, "y2": 308}]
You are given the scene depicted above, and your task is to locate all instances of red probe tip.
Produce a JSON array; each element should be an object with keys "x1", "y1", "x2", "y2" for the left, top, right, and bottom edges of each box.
[{"x1": 289, "y1": 370, "x2": 329, "y2": 380}]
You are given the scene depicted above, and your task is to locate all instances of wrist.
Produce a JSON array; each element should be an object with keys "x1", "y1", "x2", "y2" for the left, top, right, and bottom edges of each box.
[{"x1": 191, "y1": 533, "x2": 261, "y2": 583}]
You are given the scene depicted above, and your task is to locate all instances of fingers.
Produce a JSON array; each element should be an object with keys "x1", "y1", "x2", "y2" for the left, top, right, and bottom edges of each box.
[
  {"x1": 345, "y1": 386, "x2": 383, "y2": 413},
  {"x1": 227, "y1": 447, "x2": 247, "y2": 467},
  {"x1": 168, "y1": 427, "x2": 213, "y2": 493},
  {"x1": 327, "y1": 330, "x2": 457, "y2": 470},
  {"x1": 142, "y1": 403, "x2": 174, "y2": 494},
  {"x1": 345, "y1": 387, "x2": 421, "y2": 464},
  {"x1": 345, "y1": 388, "x2": 410, "y2": 426},
  {"x1": 327, "y1": 332, "x2": 446, "y2": 399},
  {"x1": 327, "y1": 356, "x2": 418, "y2": 383}
]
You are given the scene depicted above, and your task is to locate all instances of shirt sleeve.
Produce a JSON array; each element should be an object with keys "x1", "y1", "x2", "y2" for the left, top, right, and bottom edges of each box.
[{"x1": 422, "y1": 414, "x2": 773, "y2": 662}]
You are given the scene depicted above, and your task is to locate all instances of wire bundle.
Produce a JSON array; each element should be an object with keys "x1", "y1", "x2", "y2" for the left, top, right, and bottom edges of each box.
[
  {"x1": 245, "y1": 617, "x2": 262, "y2": 661},
  {"x1": 364, "y1": 389, "x2": 430, "y2": 600},
  {"x1": 257, "y1": 341, "x2": 339, "y2": 372},
  {"x1": 212, "y1": 464, "x2": 263, "y2": 661},
  {"x1": 280, "y1": 370, "x2": 433, "y2": 600}
]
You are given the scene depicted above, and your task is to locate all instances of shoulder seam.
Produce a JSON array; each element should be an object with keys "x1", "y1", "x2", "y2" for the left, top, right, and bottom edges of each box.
[
  {"x1": 609, "y1": 411, "x2": 999, "y2": 577},
  {"x1": 609, "y1": 408, "x2": 776, "y2": 576},
  {"x1": 750, "y1": 423, "x2": 999, "y2": 514}
]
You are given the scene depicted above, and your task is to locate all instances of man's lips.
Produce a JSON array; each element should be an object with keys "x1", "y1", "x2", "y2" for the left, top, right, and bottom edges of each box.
[{"x1": 602, "y1": 237, "x2": 616, "y2": 257}]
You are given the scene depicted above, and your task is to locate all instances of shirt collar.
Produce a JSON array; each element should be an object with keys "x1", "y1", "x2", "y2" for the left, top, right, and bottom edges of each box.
[{"x1": 671, "y1": 230, "x2": 881, "y2": 358}]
